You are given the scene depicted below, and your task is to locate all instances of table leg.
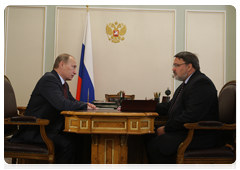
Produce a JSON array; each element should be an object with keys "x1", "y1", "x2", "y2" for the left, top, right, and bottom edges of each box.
[{"x1": 91, "y1": 134, "x2": 128, "y2": 164}]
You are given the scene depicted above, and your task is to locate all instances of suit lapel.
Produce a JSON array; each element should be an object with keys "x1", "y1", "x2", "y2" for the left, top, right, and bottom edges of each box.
[
  {"x1": 51, "y1": 70, "x2": 68, "y2": 99},
  {"x1": 168, "y1": 70, "x2": 201, "y2": 115}
]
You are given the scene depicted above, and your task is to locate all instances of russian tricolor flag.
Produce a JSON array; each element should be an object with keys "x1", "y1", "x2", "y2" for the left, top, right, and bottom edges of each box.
[{"x1": 76, "y1": 11, "x2": 95, "y2": 103}]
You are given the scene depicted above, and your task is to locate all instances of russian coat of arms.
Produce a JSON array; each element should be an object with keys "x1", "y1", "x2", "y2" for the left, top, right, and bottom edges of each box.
[{"x1": 106, "y1": 21, "x2": 127, "y2": 43}]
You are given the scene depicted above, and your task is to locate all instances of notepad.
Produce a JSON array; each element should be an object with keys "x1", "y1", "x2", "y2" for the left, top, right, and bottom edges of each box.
[{"x1": 121, "y1": 100, "x2": 158, "y2": 112}]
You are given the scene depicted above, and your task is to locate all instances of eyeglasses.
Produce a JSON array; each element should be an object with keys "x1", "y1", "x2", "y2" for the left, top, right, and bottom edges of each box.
[{"x1": 172, "y1": 63, "x2": 186, "y2": 68}]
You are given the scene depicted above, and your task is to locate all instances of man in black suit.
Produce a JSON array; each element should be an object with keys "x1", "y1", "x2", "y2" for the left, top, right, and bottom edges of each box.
[
  {"x1": 10, "y1": 53, "x2": 96, "y2": 164},
  {"x1": 146, "y1": 51, "x2": 225, "y2": 163}
]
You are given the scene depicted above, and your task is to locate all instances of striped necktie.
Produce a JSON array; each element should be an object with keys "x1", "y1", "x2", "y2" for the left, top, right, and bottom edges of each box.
[
  {"x1": 169, "y1": 83, "x2": 185, "y2": 114},
  {"x1": 63, "y1": 83, "x2": 67, "y2": 99}
]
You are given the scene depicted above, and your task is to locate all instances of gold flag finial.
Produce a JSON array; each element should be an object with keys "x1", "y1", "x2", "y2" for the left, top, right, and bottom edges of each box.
[{"x1": 86, "y1": 5, "x2": 89, "y2": 12}]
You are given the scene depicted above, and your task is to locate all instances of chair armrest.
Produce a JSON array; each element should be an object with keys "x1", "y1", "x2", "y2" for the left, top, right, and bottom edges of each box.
[
  {"x1": 177, "y1": 121, "x2": 236, "y2": 163},
  {"x1": 177, "y1": 128, "x2": 194, "y2": 163},
  {"x1": 4, "y1": 117, "x2": 54, "y2": 160},
  {"x1": 10, "y1": 116, "x2": 37, "y2": 122},
  {"x1": 4, "y1": 117, "x2": 49, "y2": 125},
  {"x1": 177, "y1": 121, "x2": 220, "y2": 157},
  {"x1": 184, "y1": 121, "x2": 236, "y2": 130},
  {"x1": 17, "y1": 107, "x2": 26, "y2": 116}
]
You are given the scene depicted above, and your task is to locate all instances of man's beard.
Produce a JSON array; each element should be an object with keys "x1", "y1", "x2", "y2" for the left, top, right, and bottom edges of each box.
[{"x1": 173, "y1": 72, "x2": 188, "y2": 81}]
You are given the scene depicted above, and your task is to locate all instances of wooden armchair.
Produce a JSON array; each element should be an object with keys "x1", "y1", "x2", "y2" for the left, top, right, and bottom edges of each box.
[
  {"x1": 4, "y1": 75, "x2": 55, "y2": 164},
  {"x1": 4, "y1": 106, "x2": 26, "y2": 164},
  {"x1": 176, "y1": 80, "x2": 236, "y2": 164}
]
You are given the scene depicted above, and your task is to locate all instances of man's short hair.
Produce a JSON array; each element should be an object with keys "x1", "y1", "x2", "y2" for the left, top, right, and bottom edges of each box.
[
  {"x1": 174, "y1": 51, "x2": 200, "y2": 70},
  {"x1": 53, "y1": 53, "x2": 74, "y2": 69}
]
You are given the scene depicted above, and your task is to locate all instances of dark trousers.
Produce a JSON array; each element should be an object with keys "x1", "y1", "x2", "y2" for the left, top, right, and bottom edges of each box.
[
  {"x1": 144, "y1": 128, "x2": 225, "y2": 164},
  {"x1": 143, "y1": 127, "x2": 187, "y2": 164},
  {"x1": 52, "y1": 132, "x2": 85, "y2": 164},
  {"x1": 144, "y1": 134, "x2": 177, "y2": 164}
]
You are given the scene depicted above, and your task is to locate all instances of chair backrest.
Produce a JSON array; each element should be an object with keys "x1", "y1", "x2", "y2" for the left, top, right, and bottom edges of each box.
[
  {"x1": 4, "y1": 75, "x2": 18, "y2": 136},
  {"x1": 218, "y1": 80, "x2": 238, "y2": 145}
]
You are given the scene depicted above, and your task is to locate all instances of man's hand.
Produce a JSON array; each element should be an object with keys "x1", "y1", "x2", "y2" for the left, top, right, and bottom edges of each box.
[
  {"x1": 87, "y1": 103, "x2": 97, "y2": 110},
  {"x1": 156, "y1": 126, "x2": 165, "y2": 136}
]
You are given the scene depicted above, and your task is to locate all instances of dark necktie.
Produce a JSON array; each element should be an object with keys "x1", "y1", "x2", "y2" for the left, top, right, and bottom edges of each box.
[
  {"x1": 169, "y1": 83, "x2": 185, "y2": 114},
  {"x1": 63, "y1": 83, "x2": 67, "y2": 99}
]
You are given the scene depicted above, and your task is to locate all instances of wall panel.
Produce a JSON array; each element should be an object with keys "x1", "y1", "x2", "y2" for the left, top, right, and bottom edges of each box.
[
  {"x1": 186, "y1": 10, "x2": 226, "y2": 93},
  {"x1": 55, "y1": 7, "x2": 175, "y2": 101},
  {"x1": 4, "y1": 6, "x2": 46, "y2": 106}
]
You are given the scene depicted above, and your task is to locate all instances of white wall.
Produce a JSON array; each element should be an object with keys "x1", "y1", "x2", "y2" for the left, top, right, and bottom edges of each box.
[
  {"x1": 185, "y1": 10, "x2": 226, "y2": 92},
  {"x1": 4, "y1": 5, "x2": 235, "y2": 106},
  {"x1": 55, "y1": 7, "x2": 175, "y2": 101},
  {"x1": 4, "y1": 6, "x2": 46, "y2": 106}
]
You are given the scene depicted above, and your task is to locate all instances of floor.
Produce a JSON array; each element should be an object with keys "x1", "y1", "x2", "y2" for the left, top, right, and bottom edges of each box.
[{"x1": 4, "y1": 158, "x2": 12, "y2": 169}]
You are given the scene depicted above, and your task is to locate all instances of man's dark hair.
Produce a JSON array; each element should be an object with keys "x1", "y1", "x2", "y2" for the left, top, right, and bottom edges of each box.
[
  {"x1": 174, "y1": 51, "x2": 200, "y2": 70},
  {"x1": 53, "y1": 53, "x2": 73, "y2": 69}
]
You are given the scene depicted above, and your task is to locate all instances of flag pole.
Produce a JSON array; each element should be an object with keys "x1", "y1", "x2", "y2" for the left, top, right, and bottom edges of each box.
[
  {"x1": 86, "y1": 5, "x2": 89, "y2": 12},
  {"x1": 87, "y1": 88, "x2": 89, "y2": 103},
  {"x1": 76, "y1": 4, "x2": 95, "y2": 102},
  {"x1": 86, "y1": 5, "x2": 89, "y2": 103}
]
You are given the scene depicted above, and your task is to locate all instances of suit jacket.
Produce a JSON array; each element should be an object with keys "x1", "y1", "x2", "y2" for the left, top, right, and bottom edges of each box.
[
  {"x1": 10, "y1": 70, "x2": 87, "y2": 144},
  {"x1": 155, "y1": 70, "x2": 224, "y2": 155}
]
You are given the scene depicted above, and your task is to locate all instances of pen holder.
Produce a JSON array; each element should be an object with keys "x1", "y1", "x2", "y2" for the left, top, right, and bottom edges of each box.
[{"x1": 154, "y1": 97, "x2": 159, "y2": 103}]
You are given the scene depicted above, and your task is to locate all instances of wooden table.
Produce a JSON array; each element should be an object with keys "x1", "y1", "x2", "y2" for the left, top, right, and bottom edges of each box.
[{"x1": 61, "y1": 109, "x2": 158, "y2": 164}]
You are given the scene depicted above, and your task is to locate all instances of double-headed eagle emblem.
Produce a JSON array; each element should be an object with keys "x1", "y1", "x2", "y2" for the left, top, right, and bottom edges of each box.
[{"x1": 106, "y1": 21, "x2": 127, "y2": 43}]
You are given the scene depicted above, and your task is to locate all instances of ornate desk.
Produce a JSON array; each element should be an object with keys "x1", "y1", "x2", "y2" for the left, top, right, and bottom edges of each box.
[{"x1": 61, "y1": 109, "x2": 158, "y2": 164}]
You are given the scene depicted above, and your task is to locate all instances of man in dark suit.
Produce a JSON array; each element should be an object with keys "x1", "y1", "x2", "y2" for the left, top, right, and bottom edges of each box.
[
  {"x1": 10, "y1": 53, "x2": 96, "y2": 164},
  {"x1": 146, "y1": 51, "x2": 225, "y2": 163}
]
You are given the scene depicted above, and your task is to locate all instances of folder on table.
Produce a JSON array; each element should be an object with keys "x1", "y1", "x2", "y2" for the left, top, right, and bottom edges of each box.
[{"x1": 121, "y1": 100, "x2": 158, "y2": 112}]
